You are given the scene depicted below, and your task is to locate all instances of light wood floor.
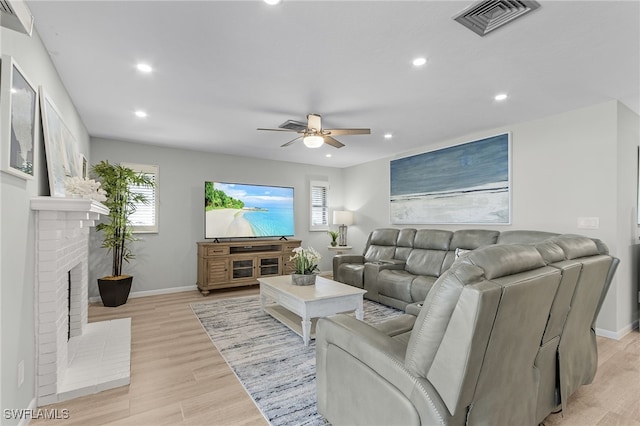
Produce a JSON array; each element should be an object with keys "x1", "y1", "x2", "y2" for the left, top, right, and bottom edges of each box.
[{"x1": 32, "y1": 288, "x2": 639, "y2": 426}]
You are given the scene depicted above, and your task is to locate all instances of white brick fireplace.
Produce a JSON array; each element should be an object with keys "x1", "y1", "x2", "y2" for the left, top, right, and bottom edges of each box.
[{"x1": 31, "y1": 197, "x2": 131, "y2": 405}]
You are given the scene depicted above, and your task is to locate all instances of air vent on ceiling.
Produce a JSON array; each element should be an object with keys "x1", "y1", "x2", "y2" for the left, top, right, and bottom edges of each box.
[
  {"x1": 279, "y1": 120, "x2": 307, "y2": 132},
  {"x1": 0, "y1": 0, "x2": 34, "y2": 36},
  {"x1": 453, "y1": 0, "x2": 540, "y2": 37}
]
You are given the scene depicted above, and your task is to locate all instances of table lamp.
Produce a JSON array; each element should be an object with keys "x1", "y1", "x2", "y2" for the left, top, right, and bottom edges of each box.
[{"x1": 333, "y1": 211, "x2": 354, "y2": 246}]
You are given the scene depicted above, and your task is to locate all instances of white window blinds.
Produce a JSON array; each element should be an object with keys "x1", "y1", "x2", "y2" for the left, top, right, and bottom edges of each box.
[
  {"x1": 310, "y1": 181, "x2": 329, "y2": 231},
  {"x1": 122, "y1": 163, "x2": 159, "y2": 233}
]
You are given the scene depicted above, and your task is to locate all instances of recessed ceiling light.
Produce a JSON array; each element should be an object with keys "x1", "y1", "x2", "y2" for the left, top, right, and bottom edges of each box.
[
  {"x1": 136, "y1": 63, "x2": 153, "y2": 73},
  {"x1": 135, "y1": 110, "x2": 147, "y2": 118},
  {"x1": 384, "y1": 133, "x2": 393, "y2": 139},
  {"x1": 325, "y1": 154, "x2": 332, "y2": 158},
  {"x1": 494, "y1": 93, "x2": 508, "y2": 101},
  {"x1": 264, "y1": 0, "x2": 281, "y2": 5},
  {"x1": 412, "y1": 57, "x2": 427, "y2": 67}
]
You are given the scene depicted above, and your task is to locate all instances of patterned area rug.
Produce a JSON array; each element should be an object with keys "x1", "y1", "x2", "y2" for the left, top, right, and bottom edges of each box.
[{"x1": 191, "y1": 295, "x2": 403, "y2": 426}]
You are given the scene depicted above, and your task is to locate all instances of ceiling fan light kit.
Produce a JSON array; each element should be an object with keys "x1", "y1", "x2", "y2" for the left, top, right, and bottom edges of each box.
[{"x1": 303, "y1": 135, "x2": 324, "y2": 148}]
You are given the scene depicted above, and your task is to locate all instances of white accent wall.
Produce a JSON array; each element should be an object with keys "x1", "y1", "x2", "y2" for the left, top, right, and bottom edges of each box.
[{"x1": 343, "y1": 101, "x2": 639, "y2": 336}]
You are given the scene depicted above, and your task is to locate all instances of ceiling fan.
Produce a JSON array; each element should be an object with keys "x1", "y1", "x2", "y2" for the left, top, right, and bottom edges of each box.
[{"x1": 257, "y1": 113, "x2": 371, "y2": 148}]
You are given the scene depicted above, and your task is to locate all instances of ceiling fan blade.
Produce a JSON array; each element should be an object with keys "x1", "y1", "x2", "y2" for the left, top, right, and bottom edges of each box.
[
  {"x1": 279, "y1": 120, "x2": 307, "y2": 131},
  {"x1": 257, "y1": 127, "x2": 299, "y2": 132},
  {"x1": 281, "y1": 135, "x2": 302, "y2": 147},
  {"x1": 323, "y1": 136, "x2": 345, "y2": 148},
  {"x1": 307, "y1": 114, "x2": 322, "y2": 132},
  {"x1": 325, "y1": 128, "x2": 371, "y2": 136}
]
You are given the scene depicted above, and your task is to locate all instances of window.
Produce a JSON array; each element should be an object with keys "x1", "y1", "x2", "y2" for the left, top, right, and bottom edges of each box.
[
  {"x1": 122, "y1": 163, "x2": 159, "y2": 233},
  {"x1": 310, "y1": 180, "x2": 329, "y2": 231}
]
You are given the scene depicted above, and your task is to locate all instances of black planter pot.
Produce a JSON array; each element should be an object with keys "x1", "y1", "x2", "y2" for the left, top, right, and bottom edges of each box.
[{"x1": 98, "y1": 275, "x2": 133, "y2": 307}]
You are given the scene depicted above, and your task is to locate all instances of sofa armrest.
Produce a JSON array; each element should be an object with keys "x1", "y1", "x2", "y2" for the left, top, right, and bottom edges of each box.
[
  {"x1": 363, "y1": 260, "x2": 406, "y2": 301},
  {"x1": 316, "y1": 314, "x2": 414, "y2": 397},
  {"x1": 316, "y1": 314, "x2": 449, "y2": 425},
  {"x1": 332, "y1": 254, "x2": 364, "y2": 282}
]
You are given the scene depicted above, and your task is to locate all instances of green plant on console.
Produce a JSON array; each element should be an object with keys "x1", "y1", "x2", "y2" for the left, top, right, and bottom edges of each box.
[{"x1": 328, "y1": 230, "x2": 339, "y2": 247}]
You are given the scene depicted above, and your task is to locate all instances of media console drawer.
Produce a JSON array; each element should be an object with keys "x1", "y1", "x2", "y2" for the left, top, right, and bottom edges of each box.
[{"x1": 197, "y1": 239, "x2": 301, "y2": 295}]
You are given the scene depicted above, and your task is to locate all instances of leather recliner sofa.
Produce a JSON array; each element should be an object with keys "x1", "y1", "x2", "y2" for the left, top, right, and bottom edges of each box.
[
  {"x1": 318, "y1": 235, "x2": 619, "y2": 425},
  {"x1": 316, "y1": 235, "x2": 618, "y2": 425}
]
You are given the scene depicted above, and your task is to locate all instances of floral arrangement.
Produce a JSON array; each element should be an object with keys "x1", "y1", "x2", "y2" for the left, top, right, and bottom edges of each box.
[
  {"x1": 290, "y1": 246, "x2": 321, "y2": 275},
  {"x1": 64, "y1": 176, "x2": 107, "y2": 202}
]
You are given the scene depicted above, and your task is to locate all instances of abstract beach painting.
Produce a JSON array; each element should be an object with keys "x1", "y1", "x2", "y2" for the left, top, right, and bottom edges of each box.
[{"x1": 390, "y1": 133, "x2": 510, "y2": 224}]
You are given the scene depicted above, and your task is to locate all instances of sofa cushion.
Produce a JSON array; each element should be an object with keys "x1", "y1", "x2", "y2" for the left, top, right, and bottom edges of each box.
[
  {"x1": 377, "y1": 269, "x2": 413, "y2": 302},
  {"x1": 450, "y1": 229, "x2": 499, "y2": 249},
  {"x1": 405, "y1": 248, "x2": 447, "y2": 277},
  {"x1": 413, "y1": 229, "x2": 453, "y2": 250},
  {"x1": 395, "y1": 228, "x2": 416, "y2": 261},
  {"x1": 410, "y1": 275, "x2": 438, "y2": 302},
  {"x1": 363, "y1": 228, "x2": 400, "y2": 262}
]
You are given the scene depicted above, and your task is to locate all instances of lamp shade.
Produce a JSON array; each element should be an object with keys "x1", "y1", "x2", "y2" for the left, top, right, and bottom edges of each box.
[
  {"x1": 333, "y1": 210, "x2": 354, "y2": 226},
  {"x1": 303, "y1": 135, "x2": 324, "y2": 148}
]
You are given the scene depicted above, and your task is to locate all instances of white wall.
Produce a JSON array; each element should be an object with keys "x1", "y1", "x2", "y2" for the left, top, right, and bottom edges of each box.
[
  {"x1": 0, "y1": 28, "x2": 90, "y2": 422},
  {"x1": 89, "y1": 138, "x2": 346, "y2": 297},
  {"x1": 344, "y1": 101, "x2": 639, "y2": 336}
]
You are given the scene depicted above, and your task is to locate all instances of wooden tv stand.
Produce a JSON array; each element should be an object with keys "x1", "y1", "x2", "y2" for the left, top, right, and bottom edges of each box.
[{"x1": 196, "y1": 239, "x2": 301, "y2": 295}]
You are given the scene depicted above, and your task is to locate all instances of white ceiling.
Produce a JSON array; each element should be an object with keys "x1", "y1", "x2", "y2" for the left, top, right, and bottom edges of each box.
[{"x1": 26, "y1": 0, "x2": 640, "y2": 168}]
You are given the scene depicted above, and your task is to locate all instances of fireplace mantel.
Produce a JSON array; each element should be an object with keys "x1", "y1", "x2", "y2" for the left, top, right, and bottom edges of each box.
[{"x1": 30, "y1": 196, "x2": 109, "y2": 215}]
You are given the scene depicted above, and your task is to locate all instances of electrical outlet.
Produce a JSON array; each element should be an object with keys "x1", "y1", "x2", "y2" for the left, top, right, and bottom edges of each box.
[
  {"x1": 577, "y1": 217, "x2": 599, "y2": 229},
  {"x1": 18, "y1": 360, "x2": 24, "y2": 387}
]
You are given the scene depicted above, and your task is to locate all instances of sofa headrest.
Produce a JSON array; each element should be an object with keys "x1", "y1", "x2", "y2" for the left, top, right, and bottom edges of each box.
[
  {"x1": 461, "y1": 245, "x2": 546, "y2": 280},
  {"x1": 497, "y1": 230, "x2": 558, "y2": 245},
  {"x1": 413, "y1": 229, "x2": 453, "y2": 250},
  {"x1": 397, "y1": 228, "x2": 417, "y2": 248},
  {"x1": 369, "y1": 228, "x2": 400, "y2": 246},
  {"x1": 450, "y1": 229, "x2": 500, "y2": 250},
  {"x1": 548, "y1": 235, "x2": 600, "y2": 260},
  {"x1": 534, "y1": 241, "x2": 566, "y2": 264}
]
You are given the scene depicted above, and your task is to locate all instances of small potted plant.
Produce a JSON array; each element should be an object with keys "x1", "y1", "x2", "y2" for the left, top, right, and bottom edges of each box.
[
  {"x1": 328, "y1": 230, "x2": 339, "y2": 247},
  {"x1": 91, "y1": 160, "x2": 155, "y2": 306},
  {"x1": 290, "y1": 246, "x2": 321, "y2": 286}
]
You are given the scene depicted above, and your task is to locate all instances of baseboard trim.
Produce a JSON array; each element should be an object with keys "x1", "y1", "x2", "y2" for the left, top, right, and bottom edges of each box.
[
  {"x1": 595, "y1": 319, "x2": 639, "y2": 340},
  {"x1": 89, "y1": 285, "x2": 198, "y2": 304}
]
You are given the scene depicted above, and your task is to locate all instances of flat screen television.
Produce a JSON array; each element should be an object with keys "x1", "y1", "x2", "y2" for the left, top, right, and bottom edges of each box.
[{"x1": 204, "y1": 181, "x2": 295, "y2": 239}]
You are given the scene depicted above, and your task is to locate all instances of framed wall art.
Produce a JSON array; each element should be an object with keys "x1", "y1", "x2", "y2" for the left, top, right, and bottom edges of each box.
[
  {"x1": 390, "y1": 133, "x2": 511, "y2": 225},
  {"x1": 40, "y1": 87, "x2": 82, "y2": 197},
  {"x1": 0, "y1": 55, "x2": 39, "y2": 179}
]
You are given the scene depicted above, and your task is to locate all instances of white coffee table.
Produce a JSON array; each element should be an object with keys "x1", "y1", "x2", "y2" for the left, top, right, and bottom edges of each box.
[{"x1": 258, "y1": 275, "x2": 367, "y2": 346}]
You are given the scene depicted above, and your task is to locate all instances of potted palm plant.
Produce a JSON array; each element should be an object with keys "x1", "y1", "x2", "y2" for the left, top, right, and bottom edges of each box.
[{"x1": 92, "y1": 160, "x2": 155, "y2": 307}]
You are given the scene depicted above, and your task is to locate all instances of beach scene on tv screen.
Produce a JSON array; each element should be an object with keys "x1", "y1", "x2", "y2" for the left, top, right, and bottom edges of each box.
[{"x1": 205, "y1": 182, "x2": 294, "y2": 238}]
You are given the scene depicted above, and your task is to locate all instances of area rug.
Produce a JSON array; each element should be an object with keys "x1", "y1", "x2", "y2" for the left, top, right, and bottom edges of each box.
[{"x1": 191, "y1": 295, "x2": 403, "y2": 426}]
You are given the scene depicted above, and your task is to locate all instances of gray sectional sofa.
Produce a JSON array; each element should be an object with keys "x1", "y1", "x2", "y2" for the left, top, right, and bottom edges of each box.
[
  {"x1": 320, "y1": 232, "x2": 619, "y2": 425},
  {"x1": 334, "y1": 228, "x2": 582, "y2": 309}
]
